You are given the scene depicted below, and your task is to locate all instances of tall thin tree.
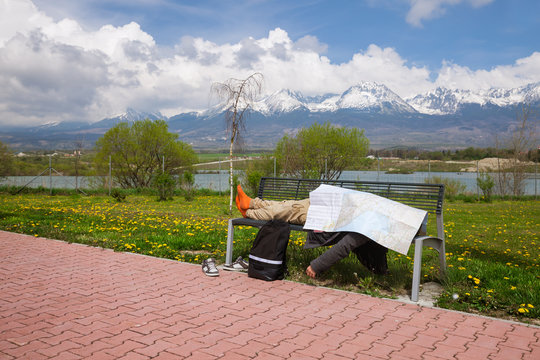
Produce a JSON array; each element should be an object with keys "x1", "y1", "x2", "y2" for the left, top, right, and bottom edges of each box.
[{"x1": 212, "y1": 73, "x2": 263, "y2": 212}]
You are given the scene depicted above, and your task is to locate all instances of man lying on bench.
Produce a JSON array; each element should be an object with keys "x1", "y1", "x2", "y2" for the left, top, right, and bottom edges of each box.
[{"x1": 235, "y1": 185, "x2": 388, "y2": 278}]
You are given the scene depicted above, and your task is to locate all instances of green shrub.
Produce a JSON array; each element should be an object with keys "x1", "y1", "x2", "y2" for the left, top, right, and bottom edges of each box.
[
  {"x1": 245, "y1": 169, "x2": 263, "y2": 197},
  {"x1": 181, "y1": 171, "x2": 195, "y2": 201},
  {"x1": 477, "y1": 172, "x2": 495, "y2": 200},
  {"x1": 425, "y1": 176, "x2": 466, "y2": 198},
  {"x1": 153, "y1": 172, "x2": 176, "y2": 201},
  {"x1": 110, "y1": 188, "x2": 127, "y2": 202}
]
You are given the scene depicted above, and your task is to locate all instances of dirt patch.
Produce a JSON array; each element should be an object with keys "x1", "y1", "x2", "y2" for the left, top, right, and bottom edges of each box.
[
  {"x1": 459, "y1": 157, "x2": 533, "y2": 172},
  {"x1": 397, "y1": 281, "x2": 444, "y2": 307},
  {"x1": 180, "y1": 250, "x2": 213, "y2": 255}
]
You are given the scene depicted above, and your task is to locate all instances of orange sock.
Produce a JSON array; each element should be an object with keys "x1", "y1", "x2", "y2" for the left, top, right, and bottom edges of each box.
[
  {"x1": 236, "y1": 185, "x2": 251, "y2": 214},
  {"x1": 235, "y1": 194, "x2": 248, "y2": 217}
]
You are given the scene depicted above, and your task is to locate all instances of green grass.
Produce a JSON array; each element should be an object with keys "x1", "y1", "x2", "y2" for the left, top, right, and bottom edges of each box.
[{"x1": 0, "y1": 192, "x2": 538, "y2": 323}]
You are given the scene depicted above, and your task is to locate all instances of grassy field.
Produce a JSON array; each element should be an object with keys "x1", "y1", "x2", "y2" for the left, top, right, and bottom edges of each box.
[{"x1": 0, "y1": 191, "x2": 538, "y2": 324}]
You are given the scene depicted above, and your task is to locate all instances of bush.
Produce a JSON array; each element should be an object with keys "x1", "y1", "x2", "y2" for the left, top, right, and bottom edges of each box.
[
  {"x1": 181, "y1": 171, "x2": 195, "y2": 201},
  {"x1": 477, "y1": 172, "x2": 495, "y2": 200},
  {"x1": 425, "y1": 176, "x2": 466, "y2": 198},
  {"x1": 153, "y1": 172, "x2": 176, "y2": 201},
  {"x1": 110, "y1": 188, "x2": 127, "y2": 202},
  {"x1": 245, "y1": 169, "x2": 263, "y2": 197}
]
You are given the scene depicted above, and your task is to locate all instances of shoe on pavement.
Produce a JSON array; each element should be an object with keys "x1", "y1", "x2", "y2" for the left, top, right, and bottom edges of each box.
[
  {"x1": 202, "y1": 258, "x2": 219, "y2": 277},
  {"x1": 223, "y1": 256, "x2": 249, "y2": 272}
]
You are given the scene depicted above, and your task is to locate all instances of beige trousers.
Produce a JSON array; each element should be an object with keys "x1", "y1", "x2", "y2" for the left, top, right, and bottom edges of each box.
[{"x1": 246, "y1": 198, "x2": 310, "y2": 225}]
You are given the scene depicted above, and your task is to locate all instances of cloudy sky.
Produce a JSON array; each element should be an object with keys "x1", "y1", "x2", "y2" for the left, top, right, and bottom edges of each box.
[{"x1": 1, "y1": 0, "x2": 539, "y2": 127}]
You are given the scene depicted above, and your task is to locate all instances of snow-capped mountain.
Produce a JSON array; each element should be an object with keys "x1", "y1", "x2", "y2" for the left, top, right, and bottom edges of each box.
[
  {"x1": 2, "y1": 82, "x2": 538, "y2": 150},
  {"x1": 254, "y1": 89, "x2": 308, "y2": 114},
  {"x1": 253, "y1": 82, "x2": 417, "y2": 115},
  {"x1": 98, "y1": 108, "x2": 164, "y2": 125},
  {"x1": 406, "y1": 82, "x2": 540, "y2": 115},
  {"x1": 335, "y1": 82, "x2": 417, "y2": 113}
]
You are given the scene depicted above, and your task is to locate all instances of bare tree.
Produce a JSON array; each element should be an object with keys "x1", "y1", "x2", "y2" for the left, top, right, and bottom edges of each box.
[
  {"x1": 211, "y1": 73, "x2": 263, "y2": 212},
  {"x1": 494, "y1": 103, "x2": 538, "y2": 196},
  {"x1": 509, "y1": 104, "x2": 537, "y2": 196},
  {"x1": 73, "y1": 137, "x2": 85, "y2": 192}
]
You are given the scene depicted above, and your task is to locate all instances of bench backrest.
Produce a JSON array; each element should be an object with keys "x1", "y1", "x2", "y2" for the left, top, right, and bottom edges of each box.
[
  {"x1": 257, "y1": 177, "x2": 446, "y2": 239},
  {"x1": 258, "y1": 177, "x2": 444, "y2": 214}
]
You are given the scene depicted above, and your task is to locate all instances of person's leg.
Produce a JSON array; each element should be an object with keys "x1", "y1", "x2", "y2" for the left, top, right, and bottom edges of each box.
[
  {"x1": 307, "y1": 233, "x2": 369, "y2": 278},
  {"x1": 246, "y1": 198, "x2": 309, "y2": 225},
  {"x1": 353, "y1": 241, "x2": 389, "y2": 275}
]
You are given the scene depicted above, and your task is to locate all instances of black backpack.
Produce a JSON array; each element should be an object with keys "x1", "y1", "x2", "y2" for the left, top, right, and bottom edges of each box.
[{"x1": 248, "y1": 220, "x2": 291, "y2": 281}]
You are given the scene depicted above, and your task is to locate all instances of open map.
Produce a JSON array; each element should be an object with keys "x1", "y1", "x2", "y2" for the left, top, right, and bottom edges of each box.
[{"x1": 303, "y1": 184, "x2": 428, "y2": 255}]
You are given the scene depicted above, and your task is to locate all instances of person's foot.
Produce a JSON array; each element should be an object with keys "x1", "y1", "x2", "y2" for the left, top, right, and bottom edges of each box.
[
  {"x1": 235, "y1": 194, "x2": 248, "y2": 217},
  {"x1": 236, "y1": 185, "x2": 251, "y2": 217},
  {"x1": 306, "y1": 265, "x2": 316, "y2": 279}
]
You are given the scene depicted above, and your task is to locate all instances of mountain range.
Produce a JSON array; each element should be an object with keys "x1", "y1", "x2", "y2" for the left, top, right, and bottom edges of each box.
[{"x1": 1, "y1": 81, "x2": 538, "y2": 150}]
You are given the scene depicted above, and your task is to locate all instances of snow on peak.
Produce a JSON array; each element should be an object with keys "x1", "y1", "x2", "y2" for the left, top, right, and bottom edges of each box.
[
  {"x1": 254, "y1": 82, "x2": 417, "y2": 114},
  {"x1": 336, "y1": 82, "x2": 417, "y2": 113},
  {"x1": 406, "y1": 87, "x2": 463, "y2": 115},
  {"x1": 255, "y1": 89, "x2": 307, "y2": 114},
  {"x1": 110, "y1": 108, "x2": 164, "y2": 121},
  {"x1": 407, "y1": 82, "x2": 540, "y2": 115}
]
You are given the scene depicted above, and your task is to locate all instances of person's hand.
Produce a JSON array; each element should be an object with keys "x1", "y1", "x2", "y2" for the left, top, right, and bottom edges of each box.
[{"x1": 306, "y1": 265, "x2": 316, "y2": 279}]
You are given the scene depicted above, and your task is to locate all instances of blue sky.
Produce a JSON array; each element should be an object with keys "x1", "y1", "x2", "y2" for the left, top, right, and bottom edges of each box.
[
  {"x1": 32, "y1": 0, "x2": 539, "y2": 70},
  {"x1": 1, "y1": 0, "x2": 539, "y2": 126}
]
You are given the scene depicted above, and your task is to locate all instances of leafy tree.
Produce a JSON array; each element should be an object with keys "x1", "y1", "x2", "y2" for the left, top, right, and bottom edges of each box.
[
  {"x1": 211, "y1": 73, "x2": 263, "y2": 212},
  {"x1": 94, "y1": 119, "x2": 196, "y2": 188},
  {"x1": 275, "y1": 122, "x2": 369, "y2": 180},
  {"x1": 0, "y1": 141, "x2": 14, "y2": 177}
]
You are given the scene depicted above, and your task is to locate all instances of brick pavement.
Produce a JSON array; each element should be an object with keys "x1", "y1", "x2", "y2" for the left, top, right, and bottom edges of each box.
[{"x1": 1, "y1": 230, "x2": 538, "y2": 359}]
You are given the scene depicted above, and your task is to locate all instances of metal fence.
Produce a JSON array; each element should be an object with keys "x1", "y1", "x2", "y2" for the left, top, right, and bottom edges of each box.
[{"x1": 2, "y1": 169, "x2": 538, "y2": 197}]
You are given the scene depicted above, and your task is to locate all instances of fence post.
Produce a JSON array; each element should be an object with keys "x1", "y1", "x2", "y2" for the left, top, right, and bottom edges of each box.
[
  {"x1": 477, "y1": 160, "x2": 480, "y2": 201},
  {"x1": 108, "y1": 155, "x2": 112, "y2": 196},
  {"x1": 534, "y1": 158, "x2": 538, "y2": 200},
  {"x1": 325, "y1": 158, "x2": 328, "y2": 180},
  {"x1": 49, "y1": 154, "x2": 52, "y2": 195},
  {"x1": 274, "y1": 157, "x2": 276, "y2": 177}
]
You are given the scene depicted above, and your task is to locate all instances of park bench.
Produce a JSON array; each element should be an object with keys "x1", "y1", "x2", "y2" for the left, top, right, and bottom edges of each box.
[{"x1": 226, "y1": 177, "x2": 446, "y2": 302}]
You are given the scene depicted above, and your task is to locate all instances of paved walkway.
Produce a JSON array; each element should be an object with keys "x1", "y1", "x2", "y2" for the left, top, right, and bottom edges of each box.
[{"x1": 1, "y1": 231, "x2": 538, "y2": 359}]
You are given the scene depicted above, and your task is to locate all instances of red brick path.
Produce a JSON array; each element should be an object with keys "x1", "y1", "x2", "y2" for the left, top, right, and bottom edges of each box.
[{"x1": 1, "y1": 231, "x2": 538, "y2": 359}]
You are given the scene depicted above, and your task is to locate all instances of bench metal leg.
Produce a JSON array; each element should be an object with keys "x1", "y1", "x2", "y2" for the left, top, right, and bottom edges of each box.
[
  {"x1": 226, "y1": 219, "x2": 234, "y2": 265},
  {"x1": 411, "y1": 238, "x2": 424, "y2": 302},
  {"x1": 411, "y1": 236, "x2": 446, "y2": 302}
]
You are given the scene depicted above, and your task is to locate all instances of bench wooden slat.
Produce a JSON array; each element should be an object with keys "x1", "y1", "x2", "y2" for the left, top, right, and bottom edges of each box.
[{"x1": 258, "y1": 177, "x2": 444, "y2": 214}]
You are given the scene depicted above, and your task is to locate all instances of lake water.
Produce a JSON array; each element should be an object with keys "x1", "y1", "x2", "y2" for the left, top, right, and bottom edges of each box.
[{"x1": 2, "y1": 170, "x2": 538, "y2": 195}]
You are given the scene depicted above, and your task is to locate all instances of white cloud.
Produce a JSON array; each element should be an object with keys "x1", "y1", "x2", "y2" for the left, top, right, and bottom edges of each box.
[
  {"x1": 435, "y1": 52, "x2": 540, "y2": 90},
  {"x1": 406, "y1": 0, "x2": 494, "y2": 27},
  {"x1": 0, "y1": 0, "x2": 538, "y2": 127}
]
